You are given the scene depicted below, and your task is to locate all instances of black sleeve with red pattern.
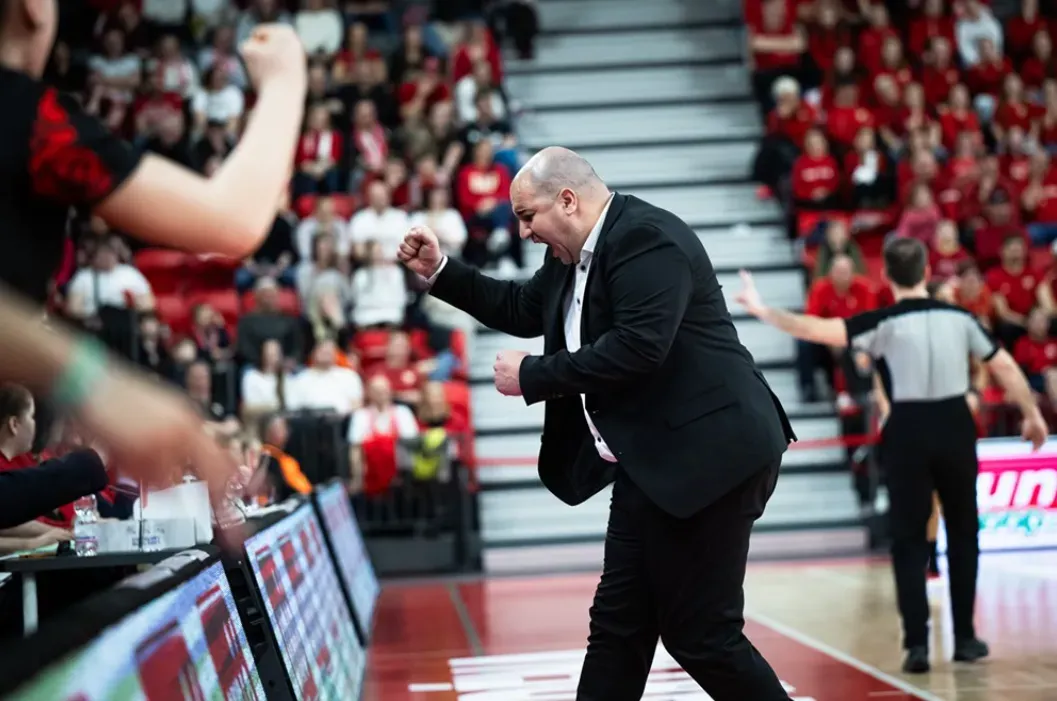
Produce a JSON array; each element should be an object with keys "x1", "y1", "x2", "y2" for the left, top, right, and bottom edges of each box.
[{"x1": 28, "y1": 88, "x2": 143, "y2": 207}]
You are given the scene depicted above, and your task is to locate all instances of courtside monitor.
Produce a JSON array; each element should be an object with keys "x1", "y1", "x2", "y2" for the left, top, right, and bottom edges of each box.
[
  {"x1": 242, "y1": 502, "x2": 365, "y2": 700},
  {"x1": 312, "y1": 480, "x2": 380, "y2": 642},
  {"x1": 0, "y1": 551, "x2": 265, "y2": 700}
]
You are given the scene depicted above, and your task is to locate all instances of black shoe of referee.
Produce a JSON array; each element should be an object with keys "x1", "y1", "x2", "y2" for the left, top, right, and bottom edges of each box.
[
  {"x1": 902, "y1": 646, "x2": 930, "y2": 674},
  {"x1": 953, "y1": 637, "x2": 990, "y2": 663}
]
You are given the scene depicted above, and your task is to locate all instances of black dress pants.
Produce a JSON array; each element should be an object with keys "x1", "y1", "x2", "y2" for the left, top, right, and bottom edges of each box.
[
  {"x1": 882, "y1": 399, "x2": 980, "y2": 649},
  {"x1": 577, "y1": 463, "x2": 789, "y2": 701}
]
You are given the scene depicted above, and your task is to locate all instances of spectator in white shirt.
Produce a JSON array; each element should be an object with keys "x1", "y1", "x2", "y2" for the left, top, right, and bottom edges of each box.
[
  {"x1": 236, "y1": 0, "x2": 293, "y2": 44},
  {"x1": 146, "y1": 34, "x2": 199, "y2": 99},
  {"x1": 347, "y1": 373, "x2": 419, "y2": 493},
  {"x1": 455, "y1": 60, "x2": 507, "y2": 125},
  {"x1": 408, "y1": 187, "x2": 468, "y2": 257},
  {"x1": 199, "y1": 25, "x2": 248, "y2": 89},
  {"x1": 192, "y1": 65, "x2": 245, "y2": 137},
  {"x1": 297, "y1": 230, "x2": 352, "y2": 315},
  {"x1": 351, "y1": 241, "x2": 408, "y2": 328},
  {"x1": 349, "y1": 180, "x2": 410, "y2": 262},
  {"x1": 87, "y1": 29, "x2": 142, "y2": 130},
  {"x1": 66, "y1": 238, "x2": 155, "y2": 320},
  {"x1": 956, "y1": 0, "x2": 1003, "y2": 67},
  {"x1": 241, "y1": 338, "x2": 292, "y2": 424},
  {"x1": 295, "y1": 0, "x2": 345, "y2": 59},
  {"x1": 287, "y1": 340, "x2": 364, "y2": 414},
  {"x1": 296, "y1": 196, "x2": 352, "y2": 260}
]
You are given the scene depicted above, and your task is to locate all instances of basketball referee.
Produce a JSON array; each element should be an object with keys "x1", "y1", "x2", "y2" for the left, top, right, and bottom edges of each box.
[{"x1": 737, "y1": 237, "x2": 1047, "y2": 673}]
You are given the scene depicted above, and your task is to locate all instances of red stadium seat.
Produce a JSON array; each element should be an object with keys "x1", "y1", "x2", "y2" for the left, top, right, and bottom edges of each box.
[
  {"x1": 294, "y1": 194, "x2": 318, "y2": 219},
  {"x1": 186, "y1": 255, "x2": 240, "y2": 292},
  {"x1": 134, "y1": 249, "x2": 188, "y2": 295},
  {"x1": 154, "y1": 294, "x2": 192, "y2": 336},
  {"x1": 353, "y1": 329, "x2": 391, "y2": 361},
  {"x1": 330, "y1": 194, "x2": 359, "y2": 218}
]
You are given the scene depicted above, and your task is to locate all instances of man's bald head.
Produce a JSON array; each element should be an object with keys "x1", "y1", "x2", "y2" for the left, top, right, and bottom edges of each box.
[
  {"x1": 514, "y1": 147, "x2": 608, "y2": 201},
  {"x1": 509, "y1": 147, "x2": 614, "y2": 265}
]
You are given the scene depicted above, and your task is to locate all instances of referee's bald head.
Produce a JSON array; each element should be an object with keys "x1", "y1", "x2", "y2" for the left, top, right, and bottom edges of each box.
[{"x1": 883, "y1": 237, "x2": 929, "y2": 290}]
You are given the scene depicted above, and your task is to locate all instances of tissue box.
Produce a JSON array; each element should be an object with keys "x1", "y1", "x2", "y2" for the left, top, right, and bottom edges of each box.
[
  {"x1": 140, "y1": 518, "x2": 197, "y2": 551},
  {"x1": 98, "y1": 520, "x2": 141, "y2": 553}
]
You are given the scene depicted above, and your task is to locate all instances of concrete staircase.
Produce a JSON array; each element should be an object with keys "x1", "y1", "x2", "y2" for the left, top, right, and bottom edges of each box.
[{"x1": 470, "y1": 0, "x2": 862, "y2": 572}]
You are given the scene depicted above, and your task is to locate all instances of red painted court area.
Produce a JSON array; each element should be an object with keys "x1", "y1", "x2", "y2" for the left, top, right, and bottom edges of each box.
[{"x1": 364, "y1": 574, "x2": 924, "y2": 700}]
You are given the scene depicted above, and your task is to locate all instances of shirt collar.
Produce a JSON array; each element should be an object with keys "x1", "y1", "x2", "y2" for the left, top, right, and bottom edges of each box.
[{"x1": 581, "y1": 194, "x2": 614, "y2": 261}]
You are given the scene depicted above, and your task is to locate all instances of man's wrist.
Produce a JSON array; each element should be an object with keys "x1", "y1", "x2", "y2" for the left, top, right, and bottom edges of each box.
[{"x1": 425, "y1": 255, "x2": 449, "y2": 286}]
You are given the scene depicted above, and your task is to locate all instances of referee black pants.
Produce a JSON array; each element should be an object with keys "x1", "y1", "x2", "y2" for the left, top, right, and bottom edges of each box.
[{"x1": 881, "y1": 398, "x2": 980, "y2": 649}]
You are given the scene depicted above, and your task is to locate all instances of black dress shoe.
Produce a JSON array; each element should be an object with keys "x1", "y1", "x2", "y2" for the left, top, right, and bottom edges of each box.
[
  {"x1": 953, "y1": 638, "x2": 990, "y2": 662},
  {"x1": 902, "y1": 646, "x2": 930, "y2": 673}
]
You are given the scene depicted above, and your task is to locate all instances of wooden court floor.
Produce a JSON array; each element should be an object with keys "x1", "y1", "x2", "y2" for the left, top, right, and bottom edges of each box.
[{"x1": 363, "y1": 551, "x2": 1057, "y2": 700}]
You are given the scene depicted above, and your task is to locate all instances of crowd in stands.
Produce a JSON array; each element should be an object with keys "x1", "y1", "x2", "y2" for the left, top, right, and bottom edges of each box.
[
  {"x1": 748, "y1": 0, "x2": 1057, "y2": 430},
  {"x1": 2, "y1": 0, "x2": 541, "y2": 526}
]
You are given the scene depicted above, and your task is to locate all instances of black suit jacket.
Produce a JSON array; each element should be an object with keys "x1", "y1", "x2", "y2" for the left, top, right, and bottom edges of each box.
[{"x1": 430, "y1": 193, "x2": 796, "y2": 517}]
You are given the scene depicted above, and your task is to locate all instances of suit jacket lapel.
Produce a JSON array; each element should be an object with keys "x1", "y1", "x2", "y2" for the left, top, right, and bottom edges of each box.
[{"x1": 579, "y1": 193, "x2": 627, "y2": 343}]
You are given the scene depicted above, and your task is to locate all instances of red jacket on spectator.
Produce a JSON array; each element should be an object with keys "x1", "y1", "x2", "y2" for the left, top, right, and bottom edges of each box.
[
  {"x1": 1006, "y1": 15, "x2": 1049, "y2": 62},
  {"x1": 792, "y1": 153, "x2": 840, "y2": 202},
  {"x1": 451, "y1": 35, "x2": 503, "y2": 84},
  {"x1": 295, "y1": 129, "x2": 344, "y2": 168},
  {"x1": 826, "y1": 104, "x2": 874, "y2": 149},
  {"x1": 455, "y1": 163, "x2": 512, "y2": 220},
  {"x1": 806, "y1": 275, "x2": 876, "y2": 319},
  {"x1": 1015, "y1": 335, "x2": 1057, "y2": 374},
  {"x1": 767, "y1": 102, "x2": 818, "y2": 148}
]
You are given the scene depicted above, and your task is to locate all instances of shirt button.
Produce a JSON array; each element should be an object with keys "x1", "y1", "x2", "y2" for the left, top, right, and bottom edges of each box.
[
  {"x1": 580, "y1": 265, "x2": 586, "y2": 272},
  {"x1": 576, "y1": 298, "x2": 581, "y2": 304}
]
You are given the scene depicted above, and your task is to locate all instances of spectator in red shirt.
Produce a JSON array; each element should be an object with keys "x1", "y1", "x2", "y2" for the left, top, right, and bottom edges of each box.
[
  {"x1": 0, "y1": 385, "x2": 36, "y2": 472},
  {"x1": 382, "y1": 331, "x2": 425, "y2": 406},
  {"x1": 908, "y1": 0, "x2": 955, "y2": 58},
  {"x1": 1019, "y1": 30, "x2": 1053, "y2": 93},
  {"x1": 766, "y1": 76, "x2": 818, "y2": 150},
  {"x1": 1022, "y1": 150, "x2": 1057, "y2": 245},
  {"x1": 797, "y1": 254, "x2": 876, "y2": 401},
  {"x1": 938, "y1": 84, "x2": 983, "y2": 151},
  {"x1": 1013, "y1": 307, "x2": 1057, "y2": 398},
  {"x1": 895, "y1": 182, "x2": 942, "y2": 243},
  {"x1": 987, "y1": 235, "x2": 1039, "y2": 346},
  {"x1": 397, "y1": 57, "x2": 451, "y2": 123},
  {"x1": 826, "y1": 81, "x2": 874, "y2": 150},
  {"x1": 805, "y1": 3, "x2": 851, "y2": 76},
  {"x1": 930, "y1": 219, "x2": 971, "y2": 280},
  {"x1": 293, "y1": 103, "x2": 344, "y2": 197},
  {"x1": 792, "y1": 128, "x2": 841, "y2": 209},
  {"x1": 1005, "y1": 0, "x2": 1048, "y2": 65},
  {"x1": 992, "y1": 74, "x2": 1036, "y2": 145},
  {"x1": 748, "y1": 0, "x2": 807, "y2": 116},
  {"x1": 858, "y1": 3, "x2": 897, "y2": 75},
  {"x1": 966, "y1": 39, "x2": 1012, "y2": 122},
  {"x1": 920, "y1": 37, "x2": 960, "y2": 108},
  {"x1": 456, "y1": 139, "x2": 514, "y2": 268},
  {"x1": 956, "y1": 261, "x2": 995, "y2": 329}
]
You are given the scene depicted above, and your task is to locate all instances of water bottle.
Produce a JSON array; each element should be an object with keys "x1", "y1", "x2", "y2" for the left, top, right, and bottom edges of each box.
[{"x1": 72, "y1": 494, "x2": 99, "y2": 557}]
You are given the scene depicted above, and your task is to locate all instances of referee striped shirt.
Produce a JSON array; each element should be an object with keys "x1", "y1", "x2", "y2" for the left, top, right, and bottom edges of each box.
[{"x1": 844, "y1": 298, "x2": 998, "y2": 402}]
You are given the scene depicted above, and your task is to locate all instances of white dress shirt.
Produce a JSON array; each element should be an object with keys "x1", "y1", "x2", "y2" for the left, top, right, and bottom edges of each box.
[
  {"x1": 425, "y1": 195, "x2": 618, "y2": 462},
  {"x1": 566, "y1": 195, "x2": 617, "y2": 462}
]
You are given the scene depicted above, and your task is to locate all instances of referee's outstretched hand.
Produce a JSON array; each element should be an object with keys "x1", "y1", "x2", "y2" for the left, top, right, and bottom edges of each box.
[{"x1": 1022, "y1": 409, "x2": 1048, "y2": 451}]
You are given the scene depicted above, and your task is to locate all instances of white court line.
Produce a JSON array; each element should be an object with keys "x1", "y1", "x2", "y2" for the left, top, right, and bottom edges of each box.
[
  {"x1": 408, "y1": 682, "x2": 455, "y2": 692},
  {"x1": 748, "y1": 612, "x2": 946, "y2": 701}
]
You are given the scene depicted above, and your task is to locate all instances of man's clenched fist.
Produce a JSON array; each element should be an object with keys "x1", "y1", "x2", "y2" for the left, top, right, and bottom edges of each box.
[{"x1": 398, "y1": 225, "x2": 445, "y2": 279}]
